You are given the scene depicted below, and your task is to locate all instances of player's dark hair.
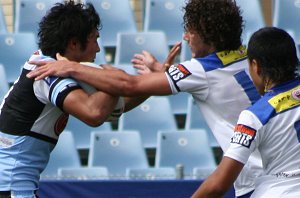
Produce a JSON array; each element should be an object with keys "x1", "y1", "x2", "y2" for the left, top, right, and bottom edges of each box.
[
  {"x1": 248, "y1": 27, "x2": 300, "y2": 84},
  {"x1": 38, "y1": 1, "x2": 101, "y2": 59},
  {"x1": 183, "y1": 0, "x2": 243, "y2": 51}
]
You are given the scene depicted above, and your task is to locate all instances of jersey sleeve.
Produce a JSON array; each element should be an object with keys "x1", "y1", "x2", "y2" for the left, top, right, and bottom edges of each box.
[
  {"x1": 34, "y1": 77, "x2": 81, "y2": 111},
  {"x1": 165, "y1": 59, "x2": 209, "y2": 100},
  {"x1": 224, "y1": 110, "x2": 263, "y2": 164}
]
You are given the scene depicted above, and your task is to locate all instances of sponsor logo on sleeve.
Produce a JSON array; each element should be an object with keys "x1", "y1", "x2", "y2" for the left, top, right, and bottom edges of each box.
[
  {"x1": 231, "y1": 124, "x2": 256, "y2": 148},
  {"x1": 167, "y1": 64, "x2": 191, "y2": 83}
]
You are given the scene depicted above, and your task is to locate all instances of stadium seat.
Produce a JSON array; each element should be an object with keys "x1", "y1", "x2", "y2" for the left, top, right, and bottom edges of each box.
[
  {"x1": 168, "y1": 92, "x2": 189, "y2": 115},
  {"x1": 0, "y1": 64, "x2": 9, "y2": 101},
  {"x1": 66, "y1": 115, "x2": 112, "y2": 150},
  {"x1": 114, "y1": 31, "x2": 169, "y2": 75},
  {"x1": 143, "y1": 0, "x2": 185, "y2": 46},
  {"x1": 126, "y1": 167, "x2": 176, "y2": 180},
  {"x1": 185, "y1": 97, "x2": 219, "y2": 147},
  {"x1": 192, "y1": 166, "x2": 216, "y2": 180},
  {"x1": 41, "y1": 131, "x2": 81, "y2": 179},
  {"x1": 58, "y1": 166, "x2": 109, "y2": 180},
  {"x1": 14, "y1": 0, "x2": 63, "y2": 36},
  {"x1": 0, "y1": 4, "x2": 7, "y2": 33},
  {"x1": 88, "y1": 131, "x2": 149, "y2": 178},
  {"x1": 236, "y1": 0, "x2": 266, "y2": 45},
  {"x1": 85, "y1": 0, "x2": 137, "y2": 47},
  {"x1": 155, "y1": 130, "x2": 217, "y2": 179},
  {"x1": 118, "y1": 96, "x2": 177, "y2": 148},
  {"x1": 273, "y1": 0, "x2": 300, "y2": 44},
  {"x1": 0, "y1": 33, "x2": 38, "y2": 84}
]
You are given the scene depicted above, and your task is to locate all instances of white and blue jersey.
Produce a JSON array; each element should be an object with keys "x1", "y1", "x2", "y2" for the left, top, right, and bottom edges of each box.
[
  {"x1": 0, "y1": 50, "x2": 81, "y2": 191},
  {"x1": 165, "y1": 46, "x2": 263, "y2": 196},
  {"x1": 225, "y1": 78, "x2": 300, "y2": 197}
]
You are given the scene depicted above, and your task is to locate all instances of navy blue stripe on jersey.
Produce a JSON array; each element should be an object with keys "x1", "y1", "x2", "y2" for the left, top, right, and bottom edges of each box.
[
  {"x1": 234, "y1": 71, "x2": 261, "y2": 105},
  {"x1": 0, "y1": 69, "x2": 45, "y2": 135},
  {"x1": 196, "y1": 53, "x2": 223, "y2": 72},
  {"x1": 48, "y1": 77, "x2": 80, "y2": 110},
  {"x1": 248, "y1": 79, "x2": 300, "y2": 125}
]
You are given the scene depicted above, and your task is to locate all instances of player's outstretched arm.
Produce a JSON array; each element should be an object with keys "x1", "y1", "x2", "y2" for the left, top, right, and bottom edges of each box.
[{"x1": 191, "y1": 157, "x2": 244, "y2": 198}]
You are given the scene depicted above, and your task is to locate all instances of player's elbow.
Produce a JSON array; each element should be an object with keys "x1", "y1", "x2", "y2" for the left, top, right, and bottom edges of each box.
[{"x1": 82, "y1": 111, "x2": 106, "y2": 127}]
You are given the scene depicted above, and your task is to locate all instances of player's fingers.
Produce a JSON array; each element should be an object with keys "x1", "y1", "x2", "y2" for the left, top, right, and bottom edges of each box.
[
  {"x1": 27, "y1": 60, "x2": 48, "y2": 66},
  {"x1": 26, "y1": 66, "x2": 48, "y2": 79}
]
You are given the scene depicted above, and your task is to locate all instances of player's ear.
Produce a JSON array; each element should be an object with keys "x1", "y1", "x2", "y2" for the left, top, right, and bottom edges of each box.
[
  {"x1": 68, "y1": 38, "x2": 80, "y2": 50},
  {"x1": 251, "y1": 59, "x2": 261, "y2": 77}
]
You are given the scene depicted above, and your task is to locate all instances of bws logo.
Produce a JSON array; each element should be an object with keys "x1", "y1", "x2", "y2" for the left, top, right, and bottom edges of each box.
[
  {"x1": 231, "y1": 124, "x2": 256, "y2": 148},
  {"x1": 167, "y1": 64, "x2": 191, "y2": 82}
]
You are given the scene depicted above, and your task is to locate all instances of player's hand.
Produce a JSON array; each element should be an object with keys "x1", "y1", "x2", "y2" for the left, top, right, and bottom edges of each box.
[
  {"x1": 163, "y1": 41, "x2": 182, "y2": 68},
  {"x1": 26, "y1": 53, "x2": 75, "y2": 80},
  {"x1": 131, "y1": 50, "x2": 164, "y2": 73}
]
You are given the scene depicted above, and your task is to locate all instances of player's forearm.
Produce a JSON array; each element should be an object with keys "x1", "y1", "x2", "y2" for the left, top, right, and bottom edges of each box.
[{"x1": 70, "y1": 64, "x2": 140, "y2": 96}]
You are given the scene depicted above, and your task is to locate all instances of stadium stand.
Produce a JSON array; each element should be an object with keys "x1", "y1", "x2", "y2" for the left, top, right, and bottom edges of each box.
[
  {"x1": 185, "y1": 97, "x2": 219, "y2": 147},
  {"x1": 58, "y1": 166, "x2": 109, "y2": 180},
  {"x1": 41, "y1": 131, "x2": 81, "y2": 179},
  {"x1": 118, "y1": 96, "x2": 177, "y2": 148},
  {"x1": 14, "y1": 0, "x2": 63, "y2": 36},
  {"x1": 88, "y1": 131, "x2": 149, "y2": 178},
  {"x1": 126, "y1": 167, "x2": 176, "y2": 180},
  {"x1": 85, "y1": 0, "x2": 138, "y2": 47},
  {"x1": 236, "y1": 0, "x2": 266, "y2": 45},
  {"x1": 65, "y1": 115, "x2": 112, "y2": 150},
  {"x1": 0, "y1": 3, "x2": 7, "y2": 33},
  {"x1": 155, "y1": 130, "x2": 217, "y2": 179},
  {"x1": 0, "y1": 32, "x2": 37, "y2": 84},
  {"x1": 143, "y1": 0, "x2": 185, "y2": 46},
  {"x1": 273, "y1": 0, "x2": 300, "y2": 44},
  {"x1": 0, "y1": 64, "x2": 9, "y2": 101}
]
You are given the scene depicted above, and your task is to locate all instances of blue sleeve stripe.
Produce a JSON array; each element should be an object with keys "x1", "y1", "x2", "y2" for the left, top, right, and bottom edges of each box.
[
  {"x1": 50, "y1": 78, "x2": 78, "y2": 105},
  {"x1": 234, "y1": 71, "x2": 261, "y2": 105}
]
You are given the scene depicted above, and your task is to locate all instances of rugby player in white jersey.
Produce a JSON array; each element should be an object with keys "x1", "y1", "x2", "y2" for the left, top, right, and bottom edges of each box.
[
  {"x1": 27, "y1": 0, "x2": 263, "y2": 197},
  {"x1": 192, "y1": 27, "x2": 300, "y2": 198}
]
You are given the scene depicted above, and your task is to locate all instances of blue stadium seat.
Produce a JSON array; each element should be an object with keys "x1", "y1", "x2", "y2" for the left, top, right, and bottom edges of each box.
[
  {"x1": 0, "y1": 64, "x2": 9, "y2": 101},
  {"x1": 66, "y1": 115, "x2": 112, "y2": 150},
  {"x1": 155, "y1": 130, "x2": 217, "y2": 179},
  {"x1": 185, "y1": 97, "x2": 219, "y2": 147},
  {"x1": 168, "y1": 92, "x2": 189, "y2": 115},
  {"x1": 0, "y1": 33, "x2": 38, "y2": 84},
  {"x1": 58, "y1": 166, "x2": 109, "y2": 180},
  {"x1": 114, "y1": 31, "x2": 169, "y2": 72},
  {"x1": 236, "y1": 0, "x2": 266, "y2": 45},
  {"x1": 88, "y1": 131, "x2": 149, "y2": 178},
  {"x1": 143, "y1": 0, "x2": 185, "y2": 46},
  {"x1": 118, "y1": 96, "x2": 177, "y2": 148},
  {"x1": 126, "y1": 167, "x2": 176, "y2": 180},
  {"x1": 0, "y1": 4, "x2": 7, "y2": 33},
  {"x1": 14, "y1": 0, "x2": 63, "y2": 36},
  {"x1": 85, "y1": 0, "x2": 137, "y2": 47},
  {"x1": 273, "y1": 0, "x2": 300, "y2": 43},
  {"x1": 41, "y1": 131, "x2": 81, "y2": 179}
]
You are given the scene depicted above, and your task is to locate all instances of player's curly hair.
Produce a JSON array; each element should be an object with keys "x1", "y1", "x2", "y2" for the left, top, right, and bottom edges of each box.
[
  {"x1": 248, "y1": 27, "x2": 300, "y2": 84},
  {"x1": 38, "y1": 1, "x2": 101, "y2": 59},
  {"x1": 183, "y1": 0, "x2": 243, "y2": 51}
]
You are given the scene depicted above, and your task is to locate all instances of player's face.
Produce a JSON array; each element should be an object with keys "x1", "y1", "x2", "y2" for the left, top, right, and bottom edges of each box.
[
  {"x1": 78, "y1": 29, "x2": 100, "y2": 62},
  {"x1": 248, "y1": 59, "x2": 264, "y2": 95},
  {"x1": 183, "y1": 29, "x2": 215, "y2": 58}
]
